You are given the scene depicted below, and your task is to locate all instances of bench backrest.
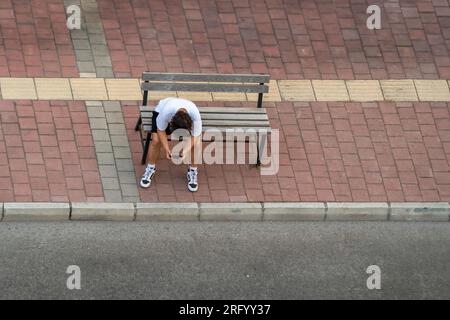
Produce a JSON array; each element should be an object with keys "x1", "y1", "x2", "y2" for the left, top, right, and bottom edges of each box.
[{"x1": 141, "y1": 72, "x2": 270, "y2": 108}]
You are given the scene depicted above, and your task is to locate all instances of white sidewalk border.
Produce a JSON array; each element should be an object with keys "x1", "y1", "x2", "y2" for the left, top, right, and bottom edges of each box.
[
  {"x1": 390, "y1": 202, "x2": 450, "y2": 222},
  {"x1": 136, "y1": 203, "x2": 199, "y2": 221},
  {"x1": 263, "y1": 202, "x2": 325, "y2": 221},
  {"x1": 199, "y1": 203, "x2": 263, "y2": 221},
  {"x1": 326, "y1": 202, "x2": 389, "y2": 221},
  {"x1": 3, "y1": 203, "x2": 70, "y2": 222},
  {"x1": 71, "y1": 202, "x2": 135, "y2": 221},
  {"x1": 0, "y1": 202, "x2": 449, "y2": 222}
]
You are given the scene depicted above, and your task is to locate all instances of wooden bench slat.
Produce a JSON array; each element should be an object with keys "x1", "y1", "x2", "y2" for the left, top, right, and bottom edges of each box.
[
  {"x1": 142, "y1": 119, "x2": 270, "y2": 127},
  {"x1": 202, "y1": 127, "x2": 271, "y2": 133},
  {"x1": 140, "y1": 106, "x2": 267, "y2": 114},
  {"x1": 141, "y1": 112, "x2": 268, "y2": 121},
  {"x1": 202, "y1": 120, "x2": 269, "y2": 126},
  {"x1": 143, "y1": 125, "x2": 271, "y2": 133},
  {"x1": 142, "y1": 72, "x2": 270, "y2": 83},
  {"x1": 141, "y1": 82, "x2": 269, "y2": 93}
]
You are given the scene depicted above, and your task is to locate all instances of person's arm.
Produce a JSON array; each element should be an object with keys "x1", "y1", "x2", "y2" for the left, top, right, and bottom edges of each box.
[
  {"x1": 179, "y1": 135, "x2": 200, "y2": 163},
  {"x1": 156, "y1": 109, "x2": 173, "y2": 159},
  {"x1": 157, "y1": 129, "x2": 172, "y2": 159}
]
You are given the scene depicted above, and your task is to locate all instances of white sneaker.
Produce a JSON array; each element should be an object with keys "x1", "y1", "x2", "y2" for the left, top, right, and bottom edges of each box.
[
  {"x1": 140, "y1": 165, "x2": 155, "y2": 188},
  {"x1": 187, "y1": 168, "x2": 198, "y2": 192}
]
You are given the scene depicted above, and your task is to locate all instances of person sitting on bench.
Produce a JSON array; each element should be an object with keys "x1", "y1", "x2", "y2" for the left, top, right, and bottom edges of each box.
[{"x1": 140, "y1": 97, "x2": 202, "y2": 192}]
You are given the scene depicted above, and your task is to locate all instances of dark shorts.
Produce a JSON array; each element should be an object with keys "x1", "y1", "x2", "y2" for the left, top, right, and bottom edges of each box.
[{"x1": 151, "y1": 111, "x2": 172, "y2": 135}]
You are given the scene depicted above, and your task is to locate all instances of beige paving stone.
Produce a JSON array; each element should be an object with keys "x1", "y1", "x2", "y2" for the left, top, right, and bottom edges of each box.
[
  {"x1": 414, "y1": 80, "x2": 450, "y2": 101},
  {"x1": 106, "y1": 79, "x2": 141, "y2": 100},
  {"x1": 247, "y1": 80, "x2": 281, "y2": 102},
  {"x1": 2, "y1": 77, "x2": 450, "y2": 103},
  {"x1": 313, "y1": 80, "x2": 349, "y2": 101},
  {"x1": 71, "y1": 78, "x2": 108, "y2": 100},
  {"x1": 346, "y1": 80, "x2": 384, "y2": 101},
  {"x1": 380, "y1": 80, "x2": 418, "y2": 101},
  {"x1": 0, "y1": 78, "x2": 37, "y2": 99},
  {"x1": 176, "y1": 91, "x2": 213, "y2": 101},
  {"x1": 212, "y1": 92, "x2": 248, "y2": 101},
  {"x1": 35, "y1": 78, "x2": 72, "y2": 100},
  {"x1": 147, "y1": 91, "x2": 178, "y2": 101},
  {"x1": 79, "y1": 72, "x2": 97, "y2": 78},
  {"x1": 277, "y1": 80, "x2": 315, "y2": 101}
]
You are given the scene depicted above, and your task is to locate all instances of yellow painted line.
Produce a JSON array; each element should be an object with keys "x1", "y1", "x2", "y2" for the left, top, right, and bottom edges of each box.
[{"x1": 0, "y1": 78, "x2": 449, "y2": 102}]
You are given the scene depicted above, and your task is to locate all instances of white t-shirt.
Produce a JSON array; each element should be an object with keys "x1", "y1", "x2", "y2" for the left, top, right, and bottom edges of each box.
[{"x1": 154, "y1": 97, "x2": 202, "y2": 137}]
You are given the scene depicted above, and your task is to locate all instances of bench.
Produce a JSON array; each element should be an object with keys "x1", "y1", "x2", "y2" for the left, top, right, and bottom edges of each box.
[{"x1": 135, "y1": 72, "x2": 271, "y2": 165}]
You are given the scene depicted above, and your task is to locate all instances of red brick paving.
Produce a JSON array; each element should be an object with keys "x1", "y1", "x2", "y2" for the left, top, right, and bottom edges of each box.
[
  {"x1": 99, "y1": 0, "x2": 450, "y2": 79},
  {"x1": 124, "y1": 101, "x2": 450, "y2": 202},
  {"x1": 1, "y1": 0, "x2": 450, "y2": 203},
  {"x1": 0, "y1": 0, "x2": 78, "y2": 77},
  {"x1": 0, "y1": 100, "x2": 103, "y2": 202}
]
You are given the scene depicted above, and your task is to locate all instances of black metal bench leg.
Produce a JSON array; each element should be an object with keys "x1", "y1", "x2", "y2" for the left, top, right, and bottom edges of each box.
[
  {"x1": 257, "y1": 132, "x2": 268, "y2": 167},
  {"x1": 135, "y1": 116, "x2": 142, "y2": 132},
  {"x1": 141, "y1": 132, "x2": 151, "y2": 165}
]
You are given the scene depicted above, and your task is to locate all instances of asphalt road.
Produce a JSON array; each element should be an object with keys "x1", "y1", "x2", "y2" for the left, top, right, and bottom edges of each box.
[{"x1": 0, "y1": 221, "x2": 449, "y2": 300}]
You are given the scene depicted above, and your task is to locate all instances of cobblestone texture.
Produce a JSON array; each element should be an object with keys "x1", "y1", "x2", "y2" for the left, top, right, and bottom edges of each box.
[
  {"x1": 98, "y1": 0, "x2": 450, "y2": 79},
  {"x1": 0, "y1": 100, "x2": 103, "y2": 202},
  {"x1": 87, "y1": 101, "x2": 139, "y2": 202},
  {"x1": 125, "y1": 100, "x2": 450, "y2": 203},
  {"x1": 64, "y1": 0, "x2": 114, "y2": 77},
  {"x1": 0, "y1": 0, "x2": 78, "y2": 77}
]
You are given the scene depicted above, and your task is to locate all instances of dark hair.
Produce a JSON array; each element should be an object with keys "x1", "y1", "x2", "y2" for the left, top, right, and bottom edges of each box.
[{"x1": 170, "y1": 110, "x2": 193, "y2": 134}]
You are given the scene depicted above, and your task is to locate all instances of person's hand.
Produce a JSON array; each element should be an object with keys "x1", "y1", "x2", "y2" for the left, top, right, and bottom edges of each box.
[{"x1": 165, "y1": 149, "x2": 172, "y2": 160}]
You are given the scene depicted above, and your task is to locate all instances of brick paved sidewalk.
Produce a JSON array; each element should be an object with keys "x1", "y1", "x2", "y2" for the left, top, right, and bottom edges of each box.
[
  {"x1": 125, "y1": 100, "x2": 450, "y2": 203},
  {"x1": 97, "y1": 0, "x2": 450, "y2": 79},
  {"x1": 0, "y1": 0, "x2": 450, "y2": 203},
  {"x1": 0, "y1": 100, "x2": 102, "y2": 202},
  {"x1": 0, "y1": 0, "x2": 78, "y2": 77}
]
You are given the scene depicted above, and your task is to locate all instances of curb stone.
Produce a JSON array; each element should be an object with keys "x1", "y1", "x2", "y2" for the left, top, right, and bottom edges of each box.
[
  {"x1": 326, "y1": 202, "x2": 389, "y2": 221},
  {"x1": 199, "y1": 203, "x2": 262, "y2": 221},
  {"x1": 263, "y1": 202, "x2": 325, "y2": 221},
  {"x1": 136, "y1": 203, "x2": 199, "y2": 221},
  {"x1": 0, "y1": 202, "x2": 448, "y2": 222},
  {"x1": 3, "y1": 203, "x2": 70, "y2": 222},
  {"x1": 390, "y1": 202, "x2": 450, "y2": 222},
  {"x1": 71, "y1": 202, "x2": 135, "y2": 221}
]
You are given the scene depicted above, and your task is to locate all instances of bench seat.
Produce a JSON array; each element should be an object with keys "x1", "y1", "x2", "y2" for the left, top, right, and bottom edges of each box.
[
  {"x1": 136, "y1": 72, "x2": 271, "y2": 165},
  {"x1": 140, "y1": 106, "x2": 271, "y2": 136}
]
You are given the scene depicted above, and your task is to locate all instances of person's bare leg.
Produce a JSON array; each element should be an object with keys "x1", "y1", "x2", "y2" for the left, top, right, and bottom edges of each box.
[
  {"x1": 148, "y1": 133, "x2": 161, "y2": 165},
  {"x1": 187, "y1": 136, "x2": 201, "y2": 192},
  {"x1": 140, "y1": 133, "x2": 161, "y2": 188},
  {"x1": 189, "y1": 136, "x2": 201, "y2": 166}
]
